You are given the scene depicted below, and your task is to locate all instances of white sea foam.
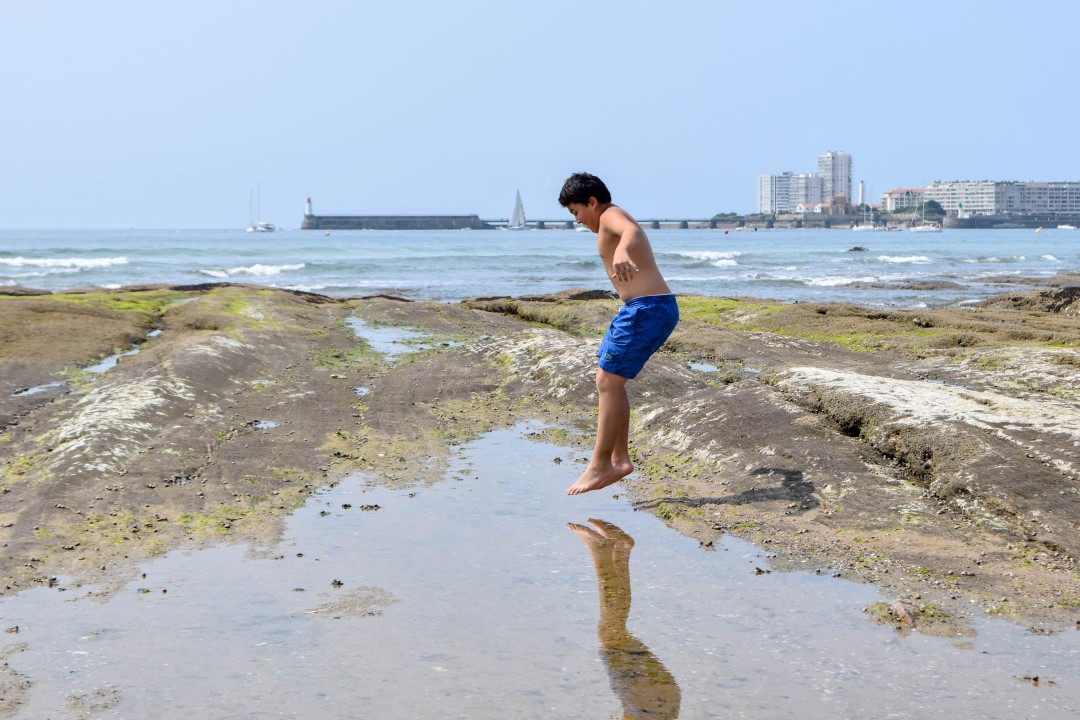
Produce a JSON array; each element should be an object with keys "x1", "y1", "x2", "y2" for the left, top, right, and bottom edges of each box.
[
  {"x1": 200, "y1": 263, "x2": 305, "y2": 279},
  {"x1": 805, "y1": 276, "x2": 879, "y2": 287},
  {"x1": 1042, "y1": 254, "x2": 1059, "y2": 261},
  {"x1": 8, "y1": 268, "x2": 81, "y2": 278},
  {"x1": 877, "y1": 255, "x2": 930, "y2": 264},
  {"x1": 227, "y1": 263, "x2": 305, "y2": 276},
  {"x1": 675, "y1": 250, "x2": 743, "y2": 267},
  {"x1": 666, "y1": 274, "x2": 739, "y2": 282},
  {"x1": 0, "y1": 256, "x2": 129, "y2": 269},
  {"x1": 963, "y1": 256, "x2": 1025, "y2": 263},
  {"x1": 278, "y1": 283, "x2": 330, "y2": 293},
  {"x1": 676, "y1": 250, "x2": 743, "y2": 260}
]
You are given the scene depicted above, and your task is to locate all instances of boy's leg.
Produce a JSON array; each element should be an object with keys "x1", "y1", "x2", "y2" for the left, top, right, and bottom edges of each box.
[{"x1": 567, "y1": 368, "x2": 634, "y2": 495}]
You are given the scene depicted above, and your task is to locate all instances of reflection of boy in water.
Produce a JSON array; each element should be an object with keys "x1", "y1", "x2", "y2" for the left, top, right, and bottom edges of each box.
[{"x1": 568, "y1": 519, "x2": 681, "y2": 719}]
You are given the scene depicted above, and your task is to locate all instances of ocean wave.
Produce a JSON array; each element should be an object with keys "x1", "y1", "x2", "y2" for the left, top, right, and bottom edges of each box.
[
  {"x1": 673, "y1": 250, "x2": 744, "y2": 261},
  {"x1": 0, "y1": 256, "x2": 129, "y2": 269},
  {"x1": 231, "y1": 263, "x2": 306, "y2": 276},
  {"x1": 5, "y1": 268, "x2": 81, "y2": 279},
  {"x1": 961, "y1": 256, "x2": 1026, "y2": 263},
  {"x1": 665, "y1": 274, "x2": 740, "y2": 282},
  {"x1": 877, "y1": 255, "x2": 930, "y2": 264},
  {"x1": 276, "y1": 283, "x2": 330, "y2": 293},
  {"x1": 1041, "y1": 254, "x2": 1059, "y2": 261},
  {"x1": 805, "y1": 275, "x2": 879, "y2": 287},
  {"x1": 200, "y1": 263, "x2": 306, "y2": 278}
]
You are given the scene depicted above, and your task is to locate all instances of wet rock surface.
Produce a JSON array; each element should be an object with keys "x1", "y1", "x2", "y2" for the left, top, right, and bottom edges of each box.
[{"x1": 1, "y1": 281, "x2": 1079, "y2": 640}]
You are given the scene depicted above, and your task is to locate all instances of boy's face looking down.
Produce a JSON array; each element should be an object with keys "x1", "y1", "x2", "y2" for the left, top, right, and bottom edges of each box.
[{"x1": 565, "y1": 197, "x2": 603, "y2": 233}]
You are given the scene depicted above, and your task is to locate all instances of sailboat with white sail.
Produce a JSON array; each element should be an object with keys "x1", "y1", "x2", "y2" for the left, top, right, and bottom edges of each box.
[
  {"x1": 505, "y1": 189, "x2": 527, "y2": 230},
  {"x1": 852, "y1": 183, "x2": 884, "y2": 231},
  {"x1": 246, "y1": 183, "x2": 275, "y2": 233},
  {"x1": 909, "y1": 195, "x2": 942, "y2": 233}
]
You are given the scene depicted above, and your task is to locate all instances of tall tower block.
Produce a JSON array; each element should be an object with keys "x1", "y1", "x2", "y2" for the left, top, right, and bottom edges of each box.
[{"x1": 817, "y1": 150, "x2": 852, "y2": 203}]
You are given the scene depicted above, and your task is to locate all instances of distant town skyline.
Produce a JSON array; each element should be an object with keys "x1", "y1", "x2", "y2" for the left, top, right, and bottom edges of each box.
[
  {"x1": 2, "y1": 1, "x2": 1079, "y2": 228},
  {"x1": 757, "y1": 150, "x2": 854, "y2": 215},
  {"x1": 759, "y1": 149, "x2": 1080, "y2": 218}
]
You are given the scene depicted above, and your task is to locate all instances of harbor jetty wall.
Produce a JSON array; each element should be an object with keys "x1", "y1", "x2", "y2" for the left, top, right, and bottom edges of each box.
[
  {"x1": 944, "y1": 214, "x2": 1080, "y2": 229},
  {"x1": 302, "y1": 214, "x2": 493, "y2": 230}
]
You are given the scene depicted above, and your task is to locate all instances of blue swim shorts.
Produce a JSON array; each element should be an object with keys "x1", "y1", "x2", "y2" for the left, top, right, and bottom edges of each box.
[{"x1": 596, "y1": 294, "x2": 679, "y2": 379}]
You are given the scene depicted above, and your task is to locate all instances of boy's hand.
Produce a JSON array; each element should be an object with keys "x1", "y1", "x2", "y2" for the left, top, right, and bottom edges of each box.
[{"x1": 611, "y1": 254, "x2": 639, "y2": 282}]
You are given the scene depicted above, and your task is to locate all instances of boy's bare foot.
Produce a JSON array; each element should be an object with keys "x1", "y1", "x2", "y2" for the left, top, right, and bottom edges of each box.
[
  {"x1": 566, "y1": 459, "x2": 633, "y2": 495},
  {"x1": 568, "y1": 518, "x2": 635, "y2": 548}
]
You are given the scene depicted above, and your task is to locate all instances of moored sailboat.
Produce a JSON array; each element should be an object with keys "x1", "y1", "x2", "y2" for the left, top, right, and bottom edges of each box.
[
  {"x1": 246, "y1": 183, "x2": 275, "y2": 233},
  {"x1": 908, "y1": 196, "x2": 942, "y2": 232},
  {"x1": 505, "y1": 189, "x2": 527, "y2": 230}
]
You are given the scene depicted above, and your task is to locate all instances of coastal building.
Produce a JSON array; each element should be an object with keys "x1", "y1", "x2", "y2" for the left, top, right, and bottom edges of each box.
[
  {"x1": 791, "y1": 173, "x2": 824, "y2": 208},
  {"x1": 757, "y1": 150, "x2": 849, "y2": 213},
  {"x1": 880, "y1": 188, "x2": 924, "y2": 213},
  {"x1": 757, "y1": 172, "x2": 823, "y2": 214},
  {"x1": 817, "y1": 151, "x2": 852, "y2": 204},
  {"x1": 757, "y1": 174, "x2": 789, "y2": 214},
  {"x1": 924, "y1": 180, "x2": 1080, "y2": 216}
]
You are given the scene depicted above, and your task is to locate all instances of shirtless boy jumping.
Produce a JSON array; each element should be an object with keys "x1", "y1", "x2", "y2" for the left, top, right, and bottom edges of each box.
[{"x1": 558, "y1": 173, "x2": 679, "y2": 495}]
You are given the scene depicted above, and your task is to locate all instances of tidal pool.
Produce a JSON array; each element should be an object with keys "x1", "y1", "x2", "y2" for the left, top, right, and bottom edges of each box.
[
  {"x1": 2, "y1": 426, "x2": 1078, "y2": 718},
  {"x1": 10, "y1": 330, "x2": 162, "y2": 397},
  {"x1": 345, "y1": 316, "x2": 460, "y2": 362}
]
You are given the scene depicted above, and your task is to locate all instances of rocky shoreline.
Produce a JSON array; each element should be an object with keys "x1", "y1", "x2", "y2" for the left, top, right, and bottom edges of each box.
[{"x1": 1, "y1": 281, "x2": 1079, "y2": 640}]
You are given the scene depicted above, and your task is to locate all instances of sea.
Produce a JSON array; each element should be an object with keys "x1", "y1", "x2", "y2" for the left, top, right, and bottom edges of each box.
[{"x1": 1, "y1": 226, "x2": 1077, "y2": 309}]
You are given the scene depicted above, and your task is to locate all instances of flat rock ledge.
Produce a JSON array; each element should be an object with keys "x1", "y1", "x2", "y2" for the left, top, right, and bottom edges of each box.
[{"x1": 1, "y1": 283, "x2": 1079, "y2": 638}]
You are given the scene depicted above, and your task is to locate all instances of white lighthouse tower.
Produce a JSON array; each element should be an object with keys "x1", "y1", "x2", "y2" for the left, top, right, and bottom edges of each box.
[{"x1": 304, "y1": 197, "x2": 313, "y2": 217}]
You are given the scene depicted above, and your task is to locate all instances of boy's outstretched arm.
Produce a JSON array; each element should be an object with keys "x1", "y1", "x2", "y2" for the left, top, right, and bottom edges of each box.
[{"x1": 603, "y1": 210, "x2": 645, "y2": 283}]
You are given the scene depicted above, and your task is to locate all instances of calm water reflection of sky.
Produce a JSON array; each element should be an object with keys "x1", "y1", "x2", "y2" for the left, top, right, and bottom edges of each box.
[{"x1": 3, "y1": 425, "x2": 1079, "y2": 719}]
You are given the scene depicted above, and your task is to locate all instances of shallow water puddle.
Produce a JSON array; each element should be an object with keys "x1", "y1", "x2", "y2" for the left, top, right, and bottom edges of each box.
[
  {"x1": 3, "y1": 427, "x2": 1079, "y2": 719},
  {"x1": 247, "y1": 420, "x2": 279, "y2": 430},
  {"x1": 85, "y1": 329, "x2": 162, "y2": 374},
  {"x1": 11, "y1": 330, "x2": 162, "y2": 397},
  {"x1": 345, "y1": 316, "x2": 460, "y2": 362},
  {"x1": 11, "y1": 381, "x2": 65, "y2": 397}
]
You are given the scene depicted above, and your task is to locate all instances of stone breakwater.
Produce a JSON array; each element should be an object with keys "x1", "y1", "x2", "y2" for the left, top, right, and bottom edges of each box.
[{"x1": 1, "y1": 282, "x2": 1079, "y2": 635}]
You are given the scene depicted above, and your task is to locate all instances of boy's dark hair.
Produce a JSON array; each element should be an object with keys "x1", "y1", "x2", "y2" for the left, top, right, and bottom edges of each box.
[{"x1": 558, "y1": 172, "x2": 612, "y2": 207}]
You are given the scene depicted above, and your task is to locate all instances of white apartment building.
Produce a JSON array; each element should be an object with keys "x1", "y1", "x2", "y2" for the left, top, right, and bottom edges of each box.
[
  {"x1": 792, "y1": 173, "x2": 824, "y2": 208},
  {"x1": 757, "y1": 174, "x2": 788, "y2": 214},
  {"x1": 817, "y1": 151, "x2": 852, "y2": 202},
  {"x1": 757, "y1": 172, "x2": 823, "y2": 214},
  {"x1": 880, "y1": 188, "x2": 924, "y2": 213},
  {"x1": 922, "y1": 181, "x2": 996, "y2": 215},
  {"x1": 924, "y1": 181, "x2": 1080, "y2": 215}
]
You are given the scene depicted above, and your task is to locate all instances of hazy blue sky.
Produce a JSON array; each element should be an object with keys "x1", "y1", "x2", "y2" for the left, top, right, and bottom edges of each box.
[{"x1": 3, "y1": 1, "x2": 1077, "y2": 228}]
